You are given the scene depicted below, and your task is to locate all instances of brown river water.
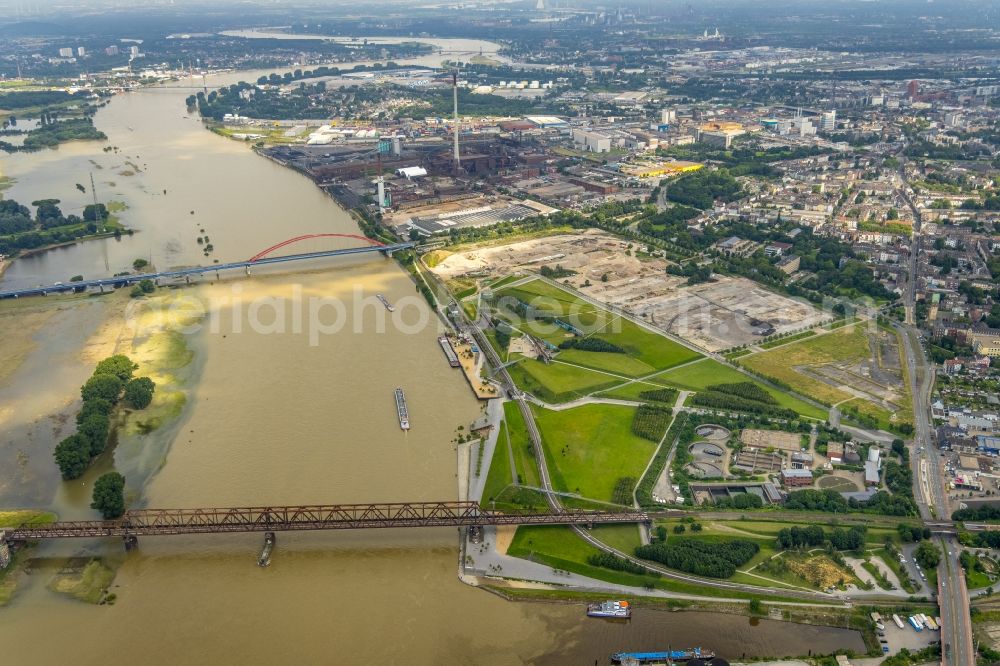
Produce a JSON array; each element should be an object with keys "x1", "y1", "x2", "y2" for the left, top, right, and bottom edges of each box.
[{"x1": 0, "y1": 39, "x2": 864, "y2": 664}]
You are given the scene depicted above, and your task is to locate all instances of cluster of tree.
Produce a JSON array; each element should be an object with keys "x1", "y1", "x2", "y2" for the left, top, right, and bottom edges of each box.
[
  {"x1": 952, "y1": 505, "x2": 1000, "y2": 522},
  {"x1": 669, "y1": 520, "x2": 704, "y2": 535},
  {"x1": 898, "y1": 523, "x2": 932, "y2": 543},
  {"x1": 775, "y1": 525, "x2": 866, "y2": 551},
  {"x1": 634, "y1": 538, "x2": 759, "y2": 579},
  {"x1": 0, "y1": 197, "x2": 114, "y2": 254},
  {"x1": 193, "y1": 81, "x2": 333, "y2": 121},
  {"x1": 914, "y1": 540, "x2": 941, "y2": 570},
  {"x1": 716, "y1": 253, "x2": 790, "y2": 290},
  {"x1": 863, "y1": 491, "x2": 918, "y2": 516},
  {"x1": 635, "y1": 205, "x2": 701, "y2": 250},
  {"x1": 664, "y1": 169, "x2": 743, "y2": 210},
  {"x1": 631, "y1": 404, "x2": 673, "y2": 442},
  {"x1": 802, "y1": 258, "x2": 893, "y2": 302},
  {"x1": 931, "y1": 253, "x2": 959, "y2": 275},
  {"x1": 611, "y1": 477, "x2": 637, "y2": 506},
  {"x1": 891, "y1": 438, "x2": 910, "y2": 463},
  {"x1": 53, "y1": 355, "x2": 156, "y2": 480},
  {"x1": 398, "y1": 87, "x2": 568, "y2": 119},
  {"x1": 784, "y1": 488, "x2": 916, "y2": 516},
  {"x1": 666, "y1": 262, "x2": 713, "y2": 285},
  {"x1": 91, "y1": 471, "x2": 126, "y2": 519},
  {"x1": 637, "y1": 388, "x2": 678, "y2": 404},
  {"x1": 883, "y1": 460, "x2": 914, "y2": 498},
  {"x1": 586, "y1": 551, "x2": 652, "y2": 577},
  {"x1": 0, "y1": 199, "x2": 34, "y2": 235},
  {"x1": 1, "y1": 117, "x2": 106, "y2": 153},
  {"x1": 493, "y1": 327, "x2": 511, "y2": 352},
  {"x1": 905, "y1": 139, "x2": 991, "y2": 161},
  {"x1": 967, "y1": 530, "x2": 1000, "y2": 549},
  {"x1": 539, "y1": 264, "x2": 575, "y2": 279},
  {"x1": 558, "y1": 337, "x2": 624, "y2": 353},
  {"x1": 714, "y1": 493, "x2": 763, "y2": 510},
  {"x1": 961, "y1": 194, "x2": 1000, "y2": 211},
  {"x1": 0, "y1": 90, "x2": 74, "y2": 110},
  {"x1": 130, "y1": 279, "x2": 156, "y2": 298}
]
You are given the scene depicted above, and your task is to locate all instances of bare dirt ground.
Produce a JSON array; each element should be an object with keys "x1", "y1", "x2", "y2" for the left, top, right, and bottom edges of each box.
[{"x1": 428, "y1": 230, "x2": 828, "y2": 351}]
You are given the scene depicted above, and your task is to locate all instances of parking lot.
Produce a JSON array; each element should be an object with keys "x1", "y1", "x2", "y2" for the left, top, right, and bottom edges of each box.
[{"x1": 875, "y1": 616, "x2": 941, "y2": 657}]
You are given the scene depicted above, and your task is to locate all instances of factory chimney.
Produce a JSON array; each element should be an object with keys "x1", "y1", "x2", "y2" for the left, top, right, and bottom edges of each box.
[{"x1": 452, "y1": 70, "x2": 461, "y2": 167}]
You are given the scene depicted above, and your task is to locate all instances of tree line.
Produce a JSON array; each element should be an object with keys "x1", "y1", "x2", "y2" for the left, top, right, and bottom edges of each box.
[
  {"x1": 634, "y1": 538, "x2": 759, "y2": 579},
  {"x1": 776, "y1": 525, "x2": 866, "y2": 551},
  {"x1": 784, "y1": 488, "x2": 916, "y2": 516},
  {"x1": 54, "y1": 355, "x2": 156, "y2": 480},
  {"x1": 631, "y1": 404, "x2": 673, "y2": 442},
  {"x1": 0, "y1": 197, "x2": 113, "y2": 255},
  {"x1": 587, "y1": 551, "x2": 651, "y2": 577},
  {"x1": 690, "y1": 382, "x2": 795, "y2": 419},
  {"x1": 558, "y1": 337, "x2": 624, "y2": 353}
]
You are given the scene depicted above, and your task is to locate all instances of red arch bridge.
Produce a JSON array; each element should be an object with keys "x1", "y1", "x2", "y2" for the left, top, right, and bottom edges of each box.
[
  {"x1": 0, "y1": 234, "x2": 414, "y2": 299},
  {"x1": 2, "y1": 502, "x2": 648, "y2": 546}
]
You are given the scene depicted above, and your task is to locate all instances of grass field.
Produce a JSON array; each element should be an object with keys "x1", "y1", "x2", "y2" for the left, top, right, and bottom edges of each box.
[
  {"x1": 0, "y1": 510, "x2": 56, "y2": 527},
  {"x1": 817, "y1": 476, "x2": 860, "y2": 493},
  {"x1": 506, "y1": 526, "x2": 822, "y2": 602},
  {"x1": 497, "y1": 279, "x2": 701, "y2": 372},
  {"x1": 48, "y1": 559, "x2": 115, "y2": 604},
  {"x1": 503, "y1": 402, "x2": 541, "y2": 489},
  {"x1": 533, "y1": 403, "x2": 656, "y2": 503},
  {"x1": 482, "y1": 423, "x2": 514, "y2": 504},
  {"x1": 556, "y1": 349, "x2": 657, "y2": 377},
  {"x1": 507, "y1": 357, "x2": 621, "y2": 403},
  {"x1": 591, "y1": 524, "x2": 644, "y2": 553},
  {"x1": 740, "y1": 325, "x2": 871, "y2": 408},
  {"x1": 840, "y1": 397, "x2": 895, "y2": 431},
  {"x1": 595, "y1": 381, "x2": 678, "y2": 403},
  {"x1": 652, "y1": 358, "x2": 827, "y2": 419}
]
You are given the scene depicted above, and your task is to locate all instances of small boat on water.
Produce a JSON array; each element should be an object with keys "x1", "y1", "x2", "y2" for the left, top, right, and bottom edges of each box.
[
  {"x1": 377, "y1": 293, "x2": 395, "y2": 312},
  {"x1": 587, "y1": 600, "x2": 631, "y2": 618},
  {"x1": 610, "y1": 648, "x2": 714, "y2": 664},
  {"x1": 395, "y1": 387, "x2": 410, "y2": 430},
  {"x1": 257, "y1": 531, "x2": 275, "y2": 567}
]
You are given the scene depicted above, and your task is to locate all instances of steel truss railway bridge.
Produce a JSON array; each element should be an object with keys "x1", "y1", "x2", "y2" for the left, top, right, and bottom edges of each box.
[{"x1": 2, "y1": 502, "x2": 648, "y2": 547}]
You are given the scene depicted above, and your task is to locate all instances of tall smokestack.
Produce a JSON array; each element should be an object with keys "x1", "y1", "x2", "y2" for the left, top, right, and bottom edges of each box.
[{"x1": 452, "y1": 71, "x2": 461, "y2": 167}]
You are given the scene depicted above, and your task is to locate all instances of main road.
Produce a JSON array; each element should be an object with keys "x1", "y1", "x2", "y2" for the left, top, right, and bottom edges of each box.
[{"x1": 896, "y1": 151, "x2": 975, "y2": 666}]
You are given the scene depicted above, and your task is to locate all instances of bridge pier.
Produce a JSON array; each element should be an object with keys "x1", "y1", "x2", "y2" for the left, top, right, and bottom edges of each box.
[
  {"x1": 123, "y1": 535, "x2": 139, "y2": 551},
  {"x1": 468, "y1": 525, "x2": 483, "y2": 545}
]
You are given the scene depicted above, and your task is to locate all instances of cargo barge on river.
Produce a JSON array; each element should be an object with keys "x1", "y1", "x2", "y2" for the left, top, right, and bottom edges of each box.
[
  {"x1": 587, "y1": 600, "x2": 630, "y2": 618},
  {"x1": 439, "y1": 336, "x2": 460, "y2": 367},
  {"x1": 394, "y1": 387, "x2": 410, "y2": 430},
  {"x1": 377, "y1": 293, "x2": 395, "y2": 312},
  {"x1": 610, "y1": 647, "x2": 714, "y2": 664}
]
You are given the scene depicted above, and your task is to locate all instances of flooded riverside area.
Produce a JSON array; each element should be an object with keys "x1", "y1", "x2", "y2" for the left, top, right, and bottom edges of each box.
[{"x1": 0, "y1": 39, "x2": 865, "y2": 665}]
